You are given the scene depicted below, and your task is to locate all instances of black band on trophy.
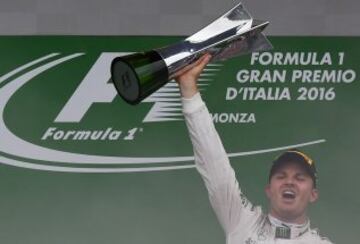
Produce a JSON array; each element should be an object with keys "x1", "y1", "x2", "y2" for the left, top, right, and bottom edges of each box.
[{"x1": 111, "y1": 50, "x2": 168, "y2": 105}]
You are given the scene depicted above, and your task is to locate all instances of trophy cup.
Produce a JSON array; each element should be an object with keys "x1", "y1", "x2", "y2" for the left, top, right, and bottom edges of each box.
[{"x1": 111, "y1": 2, "x2": 272, "y2": 105}]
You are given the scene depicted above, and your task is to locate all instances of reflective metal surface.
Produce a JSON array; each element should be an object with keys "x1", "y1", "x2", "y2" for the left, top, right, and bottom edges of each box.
[{"x1": 156, "y1": 2, "x2": 272, "y2": 78}]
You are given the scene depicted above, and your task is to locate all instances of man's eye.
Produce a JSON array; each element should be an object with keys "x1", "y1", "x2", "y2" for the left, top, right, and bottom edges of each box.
[{"x1": 296, "y1": 176, "x2": 306, "y2": 181}]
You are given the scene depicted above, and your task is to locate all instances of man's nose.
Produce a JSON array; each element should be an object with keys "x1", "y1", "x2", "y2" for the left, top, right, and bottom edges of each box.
[{"x1": 284, "y1": 176, "x2": 295, "y2": 185}]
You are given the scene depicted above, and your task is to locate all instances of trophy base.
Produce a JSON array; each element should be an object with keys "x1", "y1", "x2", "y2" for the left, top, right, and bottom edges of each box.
[{"x1": 111, "y1": 50, "x2": 169, "y2": 105}]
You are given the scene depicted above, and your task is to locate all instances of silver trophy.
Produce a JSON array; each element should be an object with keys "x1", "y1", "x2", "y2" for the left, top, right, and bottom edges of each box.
[{"x1": 111, "y1": 2, "x2": 272, "y2": 105}]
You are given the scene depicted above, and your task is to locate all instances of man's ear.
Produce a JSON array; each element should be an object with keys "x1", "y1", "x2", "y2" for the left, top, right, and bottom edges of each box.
[
  {"x1": 265, "y1": 184, "x2": 271, "y2": 199},
  {"x1": 310, "y1": 188, "x2": 319, "y2": 203}
]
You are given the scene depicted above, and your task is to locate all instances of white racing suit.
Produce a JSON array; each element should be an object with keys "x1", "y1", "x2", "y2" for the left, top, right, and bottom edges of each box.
[{"x1": 182, "y1": 93, "x2": 333, "y2": 244}]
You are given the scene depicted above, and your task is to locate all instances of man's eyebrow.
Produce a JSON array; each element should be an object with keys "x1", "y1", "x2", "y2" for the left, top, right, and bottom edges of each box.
[{"x1": 295, "y1": 172, "x2": 309, "y2": 177}]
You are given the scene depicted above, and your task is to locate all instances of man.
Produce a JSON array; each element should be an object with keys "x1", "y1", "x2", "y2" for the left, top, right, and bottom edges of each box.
[{"x1": 175, "y1": 54, "x2": 333, "y2": 243}]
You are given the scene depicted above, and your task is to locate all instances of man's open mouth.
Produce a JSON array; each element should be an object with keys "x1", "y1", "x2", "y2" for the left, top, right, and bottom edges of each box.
[{"x1": 282, "y1": 190, "x2": 296, "y2": 199}]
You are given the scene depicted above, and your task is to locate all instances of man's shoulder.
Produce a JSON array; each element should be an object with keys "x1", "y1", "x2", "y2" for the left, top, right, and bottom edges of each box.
[{"x1": 308, "y1": 228, "x2": 334, "y2": 244}]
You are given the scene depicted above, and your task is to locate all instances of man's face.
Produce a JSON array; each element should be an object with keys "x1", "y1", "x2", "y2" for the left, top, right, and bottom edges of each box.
[{"x1": 265, "y1": 161, "x2": 318, "y2": 224}]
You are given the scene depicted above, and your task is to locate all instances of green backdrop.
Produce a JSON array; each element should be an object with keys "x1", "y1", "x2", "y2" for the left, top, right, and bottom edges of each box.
[{"x1": 0, "y1": 36, "x2": 359, "y2": 243}]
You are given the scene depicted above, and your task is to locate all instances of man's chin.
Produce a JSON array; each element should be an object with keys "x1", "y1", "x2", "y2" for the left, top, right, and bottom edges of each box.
[
  {"x1": 279, "y1": 197, "x2": 300, "y2": 209},
  {"x1": 277, "y1": 204, "x2": 300, "y2": 218}
]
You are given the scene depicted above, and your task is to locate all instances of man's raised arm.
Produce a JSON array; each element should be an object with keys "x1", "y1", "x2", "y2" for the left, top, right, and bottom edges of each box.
[{"x1": 175, "y1": 55, "x2": 261, "y2": 235}]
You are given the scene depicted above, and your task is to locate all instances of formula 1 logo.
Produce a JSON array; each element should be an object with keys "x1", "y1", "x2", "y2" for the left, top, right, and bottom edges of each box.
[
  {"x1": 0, "y1": 52, "x2": 325, "y2": 173},
  {"x1": 54, "y1": 53, "x2": 206, "y2": 124}
]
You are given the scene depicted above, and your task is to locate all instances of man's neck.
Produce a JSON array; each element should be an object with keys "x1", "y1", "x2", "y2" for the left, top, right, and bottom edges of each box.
[{"x1": 269, "y1": 210, "x2": 308, "y2": 225}]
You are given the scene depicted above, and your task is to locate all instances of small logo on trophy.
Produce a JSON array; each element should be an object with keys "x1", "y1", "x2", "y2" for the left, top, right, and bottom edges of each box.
[{"x1": 111, "y1": 2, "x2": 272, "y2": 105}]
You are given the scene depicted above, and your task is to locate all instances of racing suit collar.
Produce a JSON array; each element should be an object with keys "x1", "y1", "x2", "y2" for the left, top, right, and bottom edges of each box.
[{"x1": 268, "y1": 214, "x2": 310, "y2": 239}]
